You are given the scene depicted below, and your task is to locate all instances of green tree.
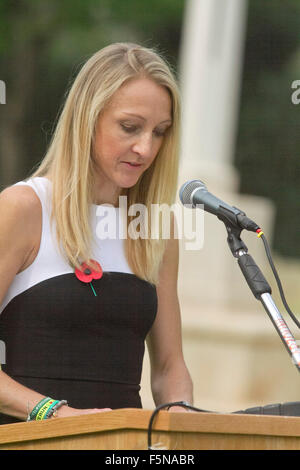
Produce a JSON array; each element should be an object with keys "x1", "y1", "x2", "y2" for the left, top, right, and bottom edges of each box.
[
  {"x1": 0, "y1": 0, "x2": 184, "y2": 186},
  {"x1": 235, "y1": 0, "x2": 300, "y2": 258}
]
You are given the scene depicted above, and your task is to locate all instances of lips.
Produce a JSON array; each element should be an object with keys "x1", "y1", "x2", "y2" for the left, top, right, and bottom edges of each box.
[{"x1": 122, "y1": 161, "x2": 142, "y2": 168}]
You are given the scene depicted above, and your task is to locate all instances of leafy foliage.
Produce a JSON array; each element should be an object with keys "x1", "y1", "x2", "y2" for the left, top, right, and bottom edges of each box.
[
  {"x1": 235, "y1": 0, "x2": 300, "y2": 257},
  {"x1": 0, "y1": 0, "x2": 184, "y2": 185}
]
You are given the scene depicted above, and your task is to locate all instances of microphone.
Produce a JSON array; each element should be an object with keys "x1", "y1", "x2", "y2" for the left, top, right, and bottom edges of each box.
[{"x1": 179, "y1": 179, "x2": 260, "y2": 233}]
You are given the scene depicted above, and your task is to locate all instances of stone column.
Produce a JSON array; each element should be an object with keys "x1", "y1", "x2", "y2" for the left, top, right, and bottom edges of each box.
[
  {"x1": 177, "y1": 0, "x2": 274, "y2": 312},
  {"x1": 178, "y1": 0, "x2": 247, "y2": 191}
]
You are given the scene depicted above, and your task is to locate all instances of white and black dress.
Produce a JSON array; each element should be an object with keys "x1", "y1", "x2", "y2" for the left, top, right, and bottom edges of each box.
[{"x1": 0, "y1": 178, "x2": 157, "y2": 424}]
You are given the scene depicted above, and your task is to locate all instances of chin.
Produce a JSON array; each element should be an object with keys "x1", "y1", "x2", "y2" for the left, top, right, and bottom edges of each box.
[{"x1": 118, "y1": 177, "x2": 141, "y2": 189}]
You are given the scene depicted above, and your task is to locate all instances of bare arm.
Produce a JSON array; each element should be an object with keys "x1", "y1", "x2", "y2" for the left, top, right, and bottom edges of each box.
[
  {"x1": 146, "y1": 232, "x2": 193, "y2": 408},
  {"x1": 0, "y1": 186, "x2": 110, "y2": 420}
]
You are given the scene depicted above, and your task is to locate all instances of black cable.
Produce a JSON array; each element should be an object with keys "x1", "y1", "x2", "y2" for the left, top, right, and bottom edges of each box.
[
  {"x1": 260, "y1": 233, "x2": 300, "y2": 330},
  {"x1": 147, "y1": 401, "x2": 212, "y2": 450}
]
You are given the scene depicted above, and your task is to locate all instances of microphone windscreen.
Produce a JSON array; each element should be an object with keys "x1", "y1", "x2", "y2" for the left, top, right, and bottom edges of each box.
[{"x1": 179, "y1": 180, "x2": 207, "y2": 205}]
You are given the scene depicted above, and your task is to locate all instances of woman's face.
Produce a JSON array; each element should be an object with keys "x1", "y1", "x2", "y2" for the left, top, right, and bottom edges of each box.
[{"x1": 92, "y1": 77, "x2": 172, "y2": 204}]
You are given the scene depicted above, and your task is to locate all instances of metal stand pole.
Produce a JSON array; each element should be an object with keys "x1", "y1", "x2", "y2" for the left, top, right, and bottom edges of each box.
[
  {"x1": 220, "y1": 213, "x2": 300, "y2": 374},
  {"x1": 260, "y1": 292, "x2": 300, "y2": 372}
]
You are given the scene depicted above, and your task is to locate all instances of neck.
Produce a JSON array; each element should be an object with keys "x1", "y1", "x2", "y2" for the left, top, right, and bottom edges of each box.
[{"x1": 92, "y1": 181, "x2": 122, "y2": 207}]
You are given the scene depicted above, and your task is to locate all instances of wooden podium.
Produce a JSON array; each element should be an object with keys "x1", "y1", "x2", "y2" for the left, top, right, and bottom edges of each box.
[{"x1": 1, "y1": 408, "x2": 300, "y2": 450}]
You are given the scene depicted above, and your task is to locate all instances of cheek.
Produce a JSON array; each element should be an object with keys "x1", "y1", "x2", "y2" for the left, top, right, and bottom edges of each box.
[
  {"x1": 148, "y1": 139, "x2": 164, "y2": 166},
  {"x1": 95, "y1": 133, "x2": 124, "y2": 164}
]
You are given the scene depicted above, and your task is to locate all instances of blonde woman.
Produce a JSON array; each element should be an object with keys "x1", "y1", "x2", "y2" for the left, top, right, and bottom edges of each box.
[{"x1": 0, "y1": 43, "x2": 193, "y2": 424}]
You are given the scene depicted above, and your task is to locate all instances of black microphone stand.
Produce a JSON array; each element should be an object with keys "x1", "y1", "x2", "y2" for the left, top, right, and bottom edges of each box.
[{"x1": 217, "y1": 206, "x2": 300, "y2": 374}]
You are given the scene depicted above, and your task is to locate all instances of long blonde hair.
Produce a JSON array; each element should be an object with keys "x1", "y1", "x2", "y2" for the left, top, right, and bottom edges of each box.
[{"x1": 32, "y1": 42, "x2": 180, "y2": 284}]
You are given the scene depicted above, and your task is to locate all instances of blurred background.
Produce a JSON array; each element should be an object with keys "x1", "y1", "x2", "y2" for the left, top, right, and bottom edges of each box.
[{"x1": 0, "y1": 0, "x2": 299, "y2": 412}]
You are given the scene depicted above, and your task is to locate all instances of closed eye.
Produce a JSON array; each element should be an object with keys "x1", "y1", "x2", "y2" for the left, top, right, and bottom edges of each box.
[
  {"x1": 153, "y1": 129, "x2": 166, "y2": 138},
  {"x1": 153, "y1": 126, "x2": 171, "y2": 138},
  {"x1": 120, "y1": 123, "x2": 138, "y2": 134},
  {"x1": 120, "y1": 122, "x2": 171, "y2": 137}
]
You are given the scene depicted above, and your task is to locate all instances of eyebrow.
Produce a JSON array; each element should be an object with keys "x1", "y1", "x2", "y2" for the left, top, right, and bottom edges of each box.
[{"x1": 121, "y1": 112, "x2": 172, "y2": 124}]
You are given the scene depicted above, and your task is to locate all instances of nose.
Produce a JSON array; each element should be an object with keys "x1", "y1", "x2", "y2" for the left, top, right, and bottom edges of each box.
[{"x1": 132, "y1": 133, "x2": 154, "y2": 160}]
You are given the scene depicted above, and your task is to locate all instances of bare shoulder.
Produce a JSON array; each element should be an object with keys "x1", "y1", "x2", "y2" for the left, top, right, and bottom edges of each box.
[
  {"x1": 0, "y1": 183, "x2": 42, "y2": 246},
  {"x1": 0, "y1": 184, "x2": 41, "y2": 213},
  {"x1": 0, "y1": 184, "x2": 42, "y2": 283}
]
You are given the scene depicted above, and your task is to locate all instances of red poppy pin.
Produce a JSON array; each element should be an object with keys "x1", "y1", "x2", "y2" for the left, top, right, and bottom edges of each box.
[{"x1": 75, "y1": 260, "x2": 103, "y2": 296}]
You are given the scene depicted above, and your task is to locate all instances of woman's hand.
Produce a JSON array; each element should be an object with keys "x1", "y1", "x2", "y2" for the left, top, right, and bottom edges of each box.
[
  {"x1": 167, "y1": 406, "x2": 191, "y2": 413},
  {"x1": 54, "y1": 405, "x2": 112, "y2": 418}
]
